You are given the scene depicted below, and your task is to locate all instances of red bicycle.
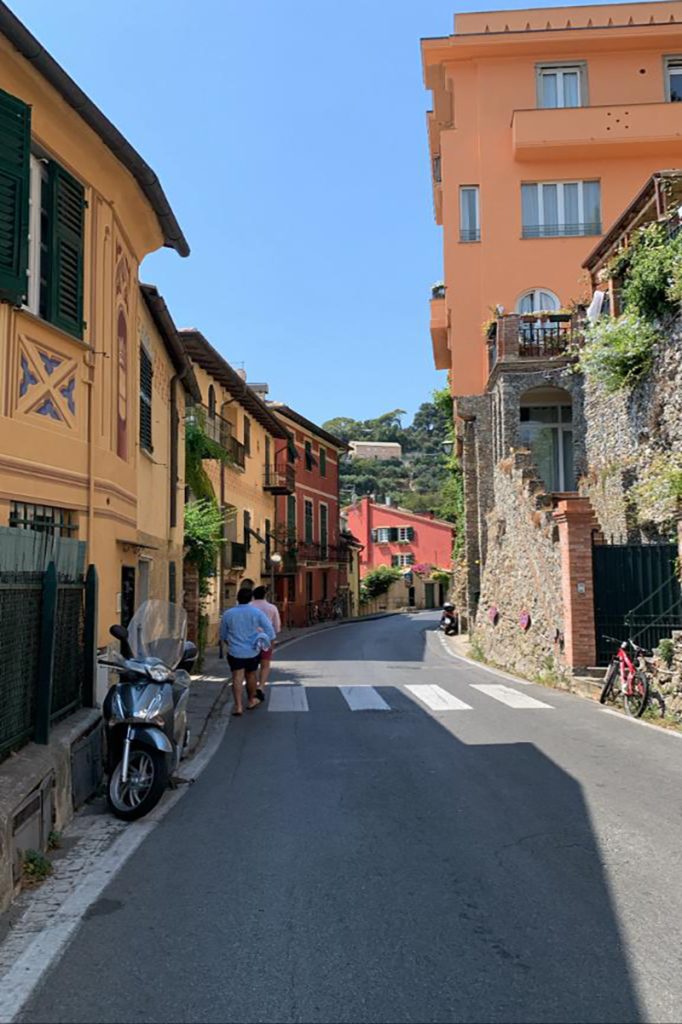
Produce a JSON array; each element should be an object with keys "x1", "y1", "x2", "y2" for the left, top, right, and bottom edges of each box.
[{"x1": 599, "y1": 636, "x2": 651, "y2": 718}]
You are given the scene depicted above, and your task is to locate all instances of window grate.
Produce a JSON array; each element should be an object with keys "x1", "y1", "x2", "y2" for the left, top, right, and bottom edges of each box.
[{"x1": 9, "y1": 501, "x2": 77, "y2": 537}]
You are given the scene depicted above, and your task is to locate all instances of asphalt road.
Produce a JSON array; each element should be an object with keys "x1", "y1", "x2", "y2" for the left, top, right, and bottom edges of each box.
[{"x1": 20, "y1": 613, "x2": 682, "y2": 1023}]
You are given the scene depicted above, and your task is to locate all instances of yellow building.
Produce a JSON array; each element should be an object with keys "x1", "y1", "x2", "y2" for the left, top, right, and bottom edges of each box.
[
  {"x1": 180, "y1": 330, "x2": 291, "y2": 642},
  {"x1": 0, "y1": 10, "x2": 193, "y2": 641}
]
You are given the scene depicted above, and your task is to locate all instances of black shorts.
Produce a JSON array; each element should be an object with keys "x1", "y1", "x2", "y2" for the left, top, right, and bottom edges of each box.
[{"x1": 227, "y1": 654, "x2": 261, "y2": 673}]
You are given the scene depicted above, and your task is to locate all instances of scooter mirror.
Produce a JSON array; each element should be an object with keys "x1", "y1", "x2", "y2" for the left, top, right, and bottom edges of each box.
[{"x1": 110, "y1": 624, "x2": 129, "y2": 642}]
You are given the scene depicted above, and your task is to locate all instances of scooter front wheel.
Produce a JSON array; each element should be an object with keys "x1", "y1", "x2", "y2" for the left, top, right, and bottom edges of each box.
[{"x1": 107, "y1": 745, "x2": 168, "y2": 821}]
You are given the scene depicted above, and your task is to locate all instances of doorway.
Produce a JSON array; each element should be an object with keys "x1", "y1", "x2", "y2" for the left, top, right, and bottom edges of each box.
[
  {"x1": 519, "y1": 386, "x2": 575, "y2": 493},
  {"x1": 121, "y1": 566, "x2": 135, "y2": 627}
]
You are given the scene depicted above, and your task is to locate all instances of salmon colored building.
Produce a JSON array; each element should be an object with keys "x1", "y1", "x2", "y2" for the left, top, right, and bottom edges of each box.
[
  {"x1": 345, "y1": 497, "x2": 455, "y2": 575},
  {"x1": 423, "y1": 1, "x2": 682, "y2": 398}
]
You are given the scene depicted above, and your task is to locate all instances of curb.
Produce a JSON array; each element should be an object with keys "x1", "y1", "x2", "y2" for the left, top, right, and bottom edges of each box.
[{"x1": 276, "y1": 610, "x2": 401, "y2": 649}]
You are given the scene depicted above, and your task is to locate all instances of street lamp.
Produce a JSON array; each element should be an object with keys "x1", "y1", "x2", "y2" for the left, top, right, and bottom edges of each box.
[
  {"x1": 269, "y1": 551, "x2": 282, "y2": 598},
  {"x1": 441, "y1": 439, "x2": 455, "y2": 457}
]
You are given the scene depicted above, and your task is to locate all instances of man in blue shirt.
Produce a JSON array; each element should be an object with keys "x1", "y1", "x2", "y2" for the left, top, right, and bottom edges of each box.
[{"x1": 220, "y1": 588, "x2": 275, "y2": 715}]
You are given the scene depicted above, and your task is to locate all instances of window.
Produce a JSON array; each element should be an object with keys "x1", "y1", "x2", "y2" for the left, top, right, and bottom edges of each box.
[
  {"x1": 287, "y1": 436, "x2": 297, "y2": 463},
  {"x1": 304, "y1": 499, "x2": 314, "y2": 543},
  {"x1": 243, "y1": 416, "x2": 251, "y2": 457},
  {"x1": 537, "y1": 64, "x2": 584, "y2": 108},
  {"x1": 168, "y1": 561, "x2": 177, "y2": 604},
  {"x1": 374, "y1": 527, "x2": 391, "y2": 543},
  {"x1": 306, "y1": 572, "x2": 313, "y2": 603},
  {"x1": 516, "y1": 289, "x2": 560, "y2": 314},
  {"x1": 207, "y1": 385, "x2": 216, "y2": 419},
  {"x1": 391, "y1": 553, "x2": 415, "y2": 568},
  {"x1": 397, "y1": 526, "x2": 414, "y2": 543},
  {"x1": 139, "y1": 345, "x2": 153, "y2": 452},
  {"x1": 264, "y1": 435, "x2": 271, "y2": 485},
  {"x1": 521, "y1": 180, "x2": 600, "y2": 238},
  {"x1": 319, "y1": 447, "x2": 327, "y2": 477},
  {"x1": 26, "y1": 153, "x2": 86, "y2": 338},
  {"x1": 459, "y1": 186, "x2": 480, "y2": 242},
  {"x1": 9, "y1": 501, "x2": 76, "y2": 537},
  {"x1": 520, "y1": 405, "x2": 575, "y2": 492},
  {"x1": 321, "y1": 570, "x2": 329, "y2": 600},
  {"x1": 372, "y1": 526, "x2": 414, "y2": 543},
  {"x1": 287, "y1": 494, "x2": 297, "y2": 540},
  {"x1": 320, "y1": 504, "x2": 328, "y2": 559},
  {"x1": 244, "y1": 509, "x2": 251, "y2": 551},
  {"x1": 665, "y1": 57, "x2": 682, "y2": 102},
  {"x1": 305, "y1": 440, "x2": 314, "y2": 470}
]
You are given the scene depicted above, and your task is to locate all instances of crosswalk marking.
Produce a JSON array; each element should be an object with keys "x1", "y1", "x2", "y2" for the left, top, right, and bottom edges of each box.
[
  {"x1": 339, "y1": 686, "x2": 390, "y2": 711},
  {"x1": 268, "y1": 685, "x2": 310, "y2": 712},
  {"x1": 470, "y1": 684, "x2": 553, "y2": 709},
  {"x1": 405, "y1": 684, "x2": 472, "y2": 711}
]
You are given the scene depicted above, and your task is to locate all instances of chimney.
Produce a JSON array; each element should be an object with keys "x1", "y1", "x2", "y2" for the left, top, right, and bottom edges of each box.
[
  {"x1": 236, "y1": 368, "x2": 247, "y2": 381},
  {"x1": 249, "y1": 382, "x2": 269, "y2": 399}
]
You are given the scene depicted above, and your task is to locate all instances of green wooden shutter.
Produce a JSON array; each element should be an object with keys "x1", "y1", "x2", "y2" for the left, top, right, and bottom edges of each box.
[
  {"x1": 391, "y1": 555, "x2": 399, "y2": 568},
  {"x1": 389, "y1": 527, "x2": 399, "y2": 542},
  {"x1": 406, "y1": 526, "x2": 415, "y2": 541},
  {"x1": 0, "y1": 88, "x2": 30, "y2": 305},
  {"x1": 139, "y1": 346, "x2": 153, "y2": 452},
  {"x1": 287, "y1": 494, "x2": 296, "y2": 540},
  {"x1": 47, "y1": 162, "x2": 85, "y2": 338}
]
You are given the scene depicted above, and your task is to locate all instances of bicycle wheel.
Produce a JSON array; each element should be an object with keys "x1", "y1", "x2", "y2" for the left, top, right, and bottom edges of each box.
[
  {"x1": 599, "y1": 662, "x2": 618, "y2": 704},
  {"x1": 623, "y1": 670, "x2": 649, "y2": 718}
]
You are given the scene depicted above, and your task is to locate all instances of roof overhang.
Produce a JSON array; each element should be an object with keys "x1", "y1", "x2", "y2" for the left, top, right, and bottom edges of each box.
[
  {"x1": 140, "y1": 285, "x2": 200, "y2": 401},
  {"x1": 0, "y1": 2, "x2": 189, "y2": 257}
]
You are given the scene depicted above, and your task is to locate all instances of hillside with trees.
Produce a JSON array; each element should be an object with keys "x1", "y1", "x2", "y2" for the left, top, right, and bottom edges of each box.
[{"x1": 323, "y1": 388, "x2": 463, "y2": 537}]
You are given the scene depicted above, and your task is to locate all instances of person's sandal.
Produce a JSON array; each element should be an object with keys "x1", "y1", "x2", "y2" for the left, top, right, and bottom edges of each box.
[
  {"x1": 256, "y1": 688, "x2": 266, "y2": 702},
  {"x1": 232, "y1": 709, "x2": 243, "y2": 717}
]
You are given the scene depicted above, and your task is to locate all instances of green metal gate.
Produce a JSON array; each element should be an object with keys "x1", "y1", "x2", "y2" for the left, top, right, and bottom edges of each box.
[{"x1": 593, "y1": 541, "x2": 682, "y2": 665}]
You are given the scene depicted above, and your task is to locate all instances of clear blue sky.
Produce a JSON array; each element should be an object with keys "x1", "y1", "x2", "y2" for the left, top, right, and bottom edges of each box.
[{"x1": 9, "y1": 0, "x2": 597, "y2": 427}]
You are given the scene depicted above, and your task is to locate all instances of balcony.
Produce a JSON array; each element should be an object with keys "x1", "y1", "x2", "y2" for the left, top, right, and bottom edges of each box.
[
  {"x1": 487, "y1": 313, "x2": 584, "y2": 377},
  {"x1": 263, "y1": 463, "x2": 295, "y2": 495},
  {"x1": 186, "y1": 402, "x2": 245, "y2": 469},
  {"x1": 227, "y1": 435, "x2": 245, "y2": 469},
  {"x1": 512, "y1": 103, "x2": 682, "y2": 162},
  {"x1": 430, "y1": 284, "x2": 449, "y2": 371}
]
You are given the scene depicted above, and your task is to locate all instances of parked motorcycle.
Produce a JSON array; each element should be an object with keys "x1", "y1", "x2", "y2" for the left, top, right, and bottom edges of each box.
[
  {"x1": 439, "y1": 602, "x2": 458, "y2": 636},
  {"x1": 99, "y1": 600, "x2": 197, "y2": 821}
]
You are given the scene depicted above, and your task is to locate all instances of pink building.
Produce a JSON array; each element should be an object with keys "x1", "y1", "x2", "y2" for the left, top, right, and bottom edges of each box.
[{"x1": 345, "y1": 497, "x2": 455, "y2": 574}]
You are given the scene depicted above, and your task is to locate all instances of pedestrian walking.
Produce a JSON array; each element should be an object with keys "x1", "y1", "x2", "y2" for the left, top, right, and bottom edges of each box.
[
  {"x1": 220, "y1": 588, "x2": 275, "y2": 716},
  {"x1": 251, "y1": 585, "x2": 281, "y2": 695}
]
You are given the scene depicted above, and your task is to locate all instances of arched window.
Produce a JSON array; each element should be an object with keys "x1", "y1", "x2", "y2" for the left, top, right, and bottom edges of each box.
[
  {"x1": 207, "y1": 385, "x2": 216, "y2": 419},
  {"x1": 516, "y1": 289, "x2": 560, "y2": 314}
]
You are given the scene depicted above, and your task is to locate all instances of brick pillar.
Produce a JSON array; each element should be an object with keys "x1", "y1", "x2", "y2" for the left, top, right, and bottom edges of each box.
[
  {"x1": 497, "y1": 315, "x2": 520, "y2": 359},
  {"x1": 553, "y1": 497, "x2": 597, "y2": 670}
]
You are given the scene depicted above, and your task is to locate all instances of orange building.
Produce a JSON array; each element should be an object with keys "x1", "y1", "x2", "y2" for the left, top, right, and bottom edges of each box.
[{"x1": 423, "y1": 1, "x2": 682, "y2": 399}]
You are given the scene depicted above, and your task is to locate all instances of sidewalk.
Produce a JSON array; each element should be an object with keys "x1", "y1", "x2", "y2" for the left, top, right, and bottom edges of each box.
[{"x1": 186, "y1": 611, "x2": 400, "y2": 755}]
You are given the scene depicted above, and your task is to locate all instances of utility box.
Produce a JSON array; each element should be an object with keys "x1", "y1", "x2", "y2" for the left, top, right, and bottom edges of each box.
[{"x1": 71, "y1": 723, "x2": 103, "y2": 809}]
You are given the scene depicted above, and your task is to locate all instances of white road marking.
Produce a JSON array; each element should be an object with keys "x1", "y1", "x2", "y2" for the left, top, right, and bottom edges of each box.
[
  {"x1": 471, "y1": 684, "x2": 553, "y2": 709},
  {"x1": 339, "y1": 686, "x2": 390, "y2": 711},
  {"x1": 405, "y1": 684, "x2": 472, "y2": 711},
  {"x1": 0, "y1": 703, "x2": 232, "y2": 1024},
  {"x1": 267, "y1": 685, "x2": 309, "y2": 712}
]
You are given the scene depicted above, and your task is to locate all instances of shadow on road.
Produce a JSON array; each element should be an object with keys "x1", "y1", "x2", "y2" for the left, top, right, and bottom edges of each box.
[{"x1": 19, "y1": 682, "x2": 643, "y2": 1024}]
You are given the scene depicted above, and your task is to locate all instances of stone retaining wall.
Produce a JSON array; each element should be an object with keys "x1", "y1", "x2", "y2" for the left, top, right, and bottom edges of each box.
[
  {"x1": 582, "y1": 319, "x2": 682, "y2": 540},
  {"x1": 473, "y1": 451, "x2": 565, "y2": 680}
]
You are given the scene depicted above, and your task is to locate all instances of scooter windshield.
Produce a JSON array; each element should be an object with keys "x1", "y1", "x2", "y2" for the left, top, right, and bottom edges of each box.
[{"x1": 126, "y1": 600, "x2": 187, "y2": 669}]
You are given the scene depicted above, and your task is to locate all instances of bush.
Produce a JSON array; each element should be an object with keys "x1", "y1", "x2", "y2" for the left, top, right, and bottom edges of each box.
[
  {"x1": 22, "y1": 849, "x2": 53, "y2": 885},
  {"x1": 619, "y1": 223, "x2": 682, "y2": 320},
  {"x1": 360, "y1": 565, "x2": 402, "y2": 603},
  {"x1": 656, "y1": 638, "x2": 675, "y2": 668},
  {"x1": 580, "y1": 311, "x2": 656, "y2": 392}
]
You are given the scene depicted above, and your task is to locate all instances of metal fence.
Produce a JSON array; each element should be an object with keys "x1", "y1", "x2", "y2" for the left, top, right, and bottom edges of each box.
[{"x1": 0, "y1": 563, "x2": 97, "y2": 762}]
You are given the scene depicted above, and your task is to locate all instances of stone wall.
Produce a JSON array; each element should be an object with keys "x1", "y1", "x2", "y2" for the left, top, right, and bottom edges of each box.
[
  {"x1": 473, "y1": 451, "x2": 565, "y2": 679},
  {"x1": 646, "y1": 631, "x2": 682, "y2": 720},
  {"x1": 582, "y1": 319, "x2": 682, "y2": 540}
]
